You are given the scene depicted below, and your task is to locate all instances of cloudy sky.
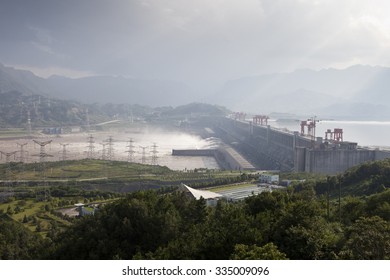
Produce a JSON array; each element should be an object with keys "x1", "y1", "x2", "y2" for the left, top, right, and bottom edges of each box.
[{"x1": 1, "y1": 0, "x2": 390, "y2": 91}]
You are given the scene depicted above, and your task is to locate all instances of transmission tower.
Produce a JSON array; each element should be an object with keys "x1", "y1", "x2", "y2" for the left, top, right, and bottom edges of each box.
[
  {"x1": 32, "y1": 140, "x2": 53, "y2": 163},
  {"x1": 16, "y1": 142, "x2": 28, "y2": 187},
  {"x1": 27, "y1": 109, "x2": 32, "y2": 137},
  {"x1": 16, "y1": 142, "x2": 28, "y2": 163},
  {"x1": 1, "y1": 151, "x2": 18, "y2": 165},
  {"x1": 32, "y1": 139, "x2": 53, "y2": 200},
  {"x1": 57, "y1": 143, "x2": 70, "y2": 183},
  {"x1": 86, "y1": 134, "x2": 95, "y2": 159},
  {"x1": 126, "y1": 138, "x2": 136, "y2": 163},
  {"x1": 100, "y1": 143, "x2": 107, "y2": 160},
  {"x1": 0, "y1": 151, "x2": 18, "y2": 200},
  {"x1": 139, "y1": 146, "x2": 148, "y2": 164},
  {"x1": 151, "y1": 143, "x2": 159, "y2": 165},
  {"x1": 59, "y1": 143, "x2": 70, "y2": 161},
  {"x1": 105, "y1": 136, "x2": 115, "y2": 161}
]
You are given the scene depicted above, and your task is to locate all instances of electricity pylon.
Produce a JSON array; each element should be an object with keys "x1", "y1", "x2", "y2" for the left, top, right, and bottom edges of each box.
[
  {"x1": 151, "y1": 143, "x2": 159, "y2": 165},
  {"x1": 32, "y1": 140, "x2": 53, "y2": 200},
  {"x1": 0, "y1": 151, "x2": 18, "y2": 200},
  {"x1": 86, "y1": 134, "x2": 95, "y2": 159},
  {"x1": 139, "y1": 146, "x2": 148, "y2": 164},
  {"x1": 126, "y1": 138, "x2": 136, "y2": 163}
]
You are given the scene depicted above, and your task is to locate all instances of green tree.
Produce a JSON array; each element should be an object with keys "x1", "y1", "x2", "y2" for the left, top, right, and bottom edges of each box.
[
  {"x1": 366, "y1": 189, "x2": 390, "y2": 221},
  {"x1": 6, "y1": 206, "x2": 14, "y2": 215},
  {"x1": 230, "y1": 243, "x2": 288, "y2": 260},
  {"x1": 272, "y1": 200, "x2": 341, "y2": 259},
  {"x1": 0, "y1": 214, "x2": 46, "y2": 259},
  {"x1": 340, "y1": 196, "x2": 366, "y2": 225},
  {"x1": 340, "y1": 216, "x2": 390, "y2": 259}
]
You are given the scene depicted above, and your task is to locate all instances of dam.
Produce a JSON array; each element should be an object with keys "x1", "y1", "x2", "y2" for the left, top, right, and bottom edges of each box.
[{"x1": 209, "y1": 116, "x2": 390, "y2": 175}]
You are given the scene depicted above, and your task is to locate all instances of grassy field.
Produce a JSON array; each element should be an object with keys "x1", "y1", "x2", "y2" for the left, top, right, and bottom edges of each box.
[
  {"x1": 0, "y1": 129, "x2": 31, "y2": 139},
  {"x1": 0, "y1": 159, "x2": 243, "y2": 184},
  {"x1": 0, "y1": 159, "x2": 248, "y2": 236}
]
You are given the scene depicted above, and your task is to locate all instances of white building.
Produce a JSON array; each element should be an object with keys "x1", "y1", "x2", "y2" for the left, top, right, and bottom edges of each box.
[
  {"x1": 180, "y1": 183, "x2": 223, "y2": 206},
  {"x1": 259, "y1": 174, "x2": 279, "y2": 184}
]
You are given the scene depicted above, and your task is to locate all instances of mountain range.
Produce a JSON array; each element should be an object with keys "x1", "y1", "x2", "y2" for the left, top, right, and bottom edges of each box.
[
  {"x1": 210, "y1": 65, "x2": 390, "y2": 119},
  {"x1": 0, "y1": 63, "x2": 194, "y2": 107},
  {"x1": 1, "y1": 63, "x2": 390, "y2": 120}
]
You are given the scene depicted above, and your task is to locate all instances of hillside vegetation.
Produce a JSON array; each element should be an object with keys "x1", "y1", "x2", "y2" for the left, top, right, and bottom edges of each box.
[{"x1": 0, "y1": 158, "x2": 389, "y2": 260}]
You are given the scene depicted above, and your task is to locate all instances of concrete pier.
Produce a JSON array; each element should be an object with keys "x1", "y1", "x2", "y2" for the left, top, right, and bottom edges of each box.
[
  {"x1": 172, "y1": 149, "x2": 216, "y2": 156},
  {"x1": 172, "y1": 146, "x2": 256, "y2": 171}
]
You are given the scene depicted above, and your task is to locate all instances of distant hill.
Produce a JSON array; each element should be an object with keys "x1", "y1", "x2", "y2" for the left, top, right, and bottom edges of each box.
[
  {"x1": 209, "y1": 65, "x2": 390, "y2": 119},
  {"x1": 0, "y1": 90, "x2": 108, "y2": 128},
  {"x1": 3, "y1": 63, "x2": 390, "y2": 119},
  {"x1": 0, "y1": 63, "x2": 195, "y2": 107},
  {"x1": 0, "y1": 89, "x2": 225, "y2": 128},
  {"x1": 161, "y1": 102, "x2": 229, "y2": 117},
  {"x1": 0, "y1": 63, "x2": 51, "y2": 95},
  {"x1": 46, "y1": 75, "x2": 194, "y2": 106}
]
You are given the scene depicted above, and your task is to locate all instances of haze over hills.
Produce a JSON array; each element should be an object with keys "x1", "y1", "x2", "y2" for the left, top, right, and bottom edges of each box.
[
  {"x1": 2, "y1": 63, "x2": 390, "y2": 120},
  {"x1": 0, "y1": 63, "x2": 194, "y2": 107},
  {"x1": 46, "y1": 75, "x2": 194, "y2": 106},
  {"x1": 212, "y1": 65, "x2": 390, "y2": 119}
]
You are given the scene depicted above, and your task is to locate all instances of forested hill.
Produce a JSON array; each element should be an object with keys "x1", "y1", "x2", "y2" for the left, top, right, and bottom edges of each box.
[
  {"x1": 1, "y1": 158, "x2": 389, "y2": 260},
  {"x1": 0, "y1": 90, "x2": 107, "y2": 127},
  {"x1": 0, "y1": 90, "x2": 227, "y2": 128},
  {"x1": 48, "y1": 186, "x2": 390, "y2": 260}
]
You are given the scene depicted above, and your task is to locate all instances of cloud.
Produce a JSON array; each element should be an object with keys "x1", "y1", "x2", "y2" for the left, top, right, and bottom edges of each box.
[{"x1": 1, "y1": 0, "x2": 390, "y2": 87}]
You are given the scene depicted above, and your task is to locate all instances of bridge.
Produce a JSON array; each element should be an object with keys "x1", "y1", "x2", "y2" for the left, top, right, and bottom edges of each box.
[{"x1": 212, "y1": 116, "x2": 390, "y2": 175}]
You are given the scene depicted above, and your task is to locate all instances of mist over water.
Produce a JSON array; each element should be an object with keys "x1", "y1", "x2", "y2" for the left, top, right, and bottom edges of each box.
[{"x1": 1, "y1": 125, "x2": 221, "y2": 170}]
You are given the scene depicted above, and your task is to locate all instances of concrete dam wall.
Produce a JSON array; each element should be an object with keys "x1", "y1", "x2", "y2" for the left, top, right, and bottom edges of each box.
[{"x1": 214, "y1": 117, "x2": 390, "y2": 175}]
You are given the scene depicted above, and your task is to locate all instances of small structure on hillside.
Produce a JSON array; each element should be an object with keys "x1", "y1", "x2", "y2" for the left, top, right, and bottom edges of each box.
[
  {"x1": 74, "y1": 203, "x2": 95, "y2": 217},
  {"x1": 259, "y1": 173, "x2": 279, "y2": 184},
  {"x1": 180, "y1": 183, "x2": 223, "y2": 206}
]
